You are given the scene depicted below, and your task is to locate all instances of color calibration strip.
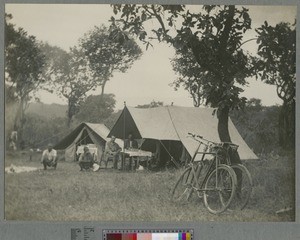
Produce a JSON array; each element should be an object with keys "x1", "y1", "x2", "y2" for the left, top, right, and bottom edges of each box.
[{"x1": 103, "y1": 229, "x2": 193, "y2": 240}]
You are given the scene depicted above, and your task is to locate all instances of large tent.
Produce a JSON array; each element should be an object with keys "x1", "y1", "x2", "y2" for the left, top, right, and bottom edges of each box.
[
  {"x1": 108, "y1": 106, "x2": 258, "y2": 163},
  {"x1": 55, "y1": 122, "x2": 123, "y2": 162}
]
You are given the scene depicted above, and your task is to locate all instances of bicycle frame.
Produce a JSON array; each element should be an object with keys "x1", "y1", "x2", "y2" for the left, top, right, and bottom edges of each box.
[
  {"x1": 185, "y1": 136, "x2": 225, "y2": 193},
  {"x1": 171, "y1": 133, "x2": 244, "y2": 214}
]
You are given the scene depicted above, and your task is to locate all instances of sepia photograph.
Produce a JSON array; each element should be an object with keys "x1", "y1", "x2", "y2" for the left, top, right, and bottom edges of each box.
[{"x1": 4, "y1": 3, "x2": 296, "y2": 223}]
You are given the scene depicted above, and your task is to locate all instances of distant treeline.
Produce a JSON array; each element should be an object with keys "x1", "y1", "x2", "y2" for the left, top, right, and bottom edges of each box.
[
  {"x1": 19, "y1": 99, "x2": 284, "y2": 156},
  {"x1": 230, "y1": 99, "x2": 281, "y2": 155}
]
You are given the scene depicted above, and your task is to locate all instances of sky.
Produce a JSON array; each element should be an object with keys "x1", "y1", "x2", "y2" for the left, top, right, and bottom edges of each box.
[{"x1": 5, "y1": 4, "x2": 297, "y2": 110}]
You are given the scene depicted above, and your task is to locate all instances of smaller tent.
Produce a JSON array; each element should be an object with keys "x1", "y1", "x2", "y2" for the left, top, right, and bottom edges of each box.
[{"x1": 55, "y1": 123, "x2": 123, "y2": 162}]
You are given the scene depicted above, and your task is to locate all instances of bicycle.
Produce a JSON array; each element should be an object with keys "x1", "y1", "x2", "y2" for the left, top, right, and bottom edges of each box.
[
  {"x1": 171, "y1": 133, "x2": 237, "y2": 214},
  {"x1": 217, "y1": 142, "x2": 253, "y2": 210}
]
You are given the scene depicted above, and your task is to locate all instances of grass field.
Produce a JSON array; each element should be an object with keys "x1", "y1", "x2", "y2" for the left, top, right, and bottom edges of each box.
[{"x1": 5, "y1": 151, "x2": 295, "y2": 222}]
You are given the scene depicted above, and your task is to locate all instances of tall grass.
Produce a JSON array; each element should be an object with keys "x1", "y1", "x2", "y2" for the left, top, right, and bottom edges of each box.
[
  {"x1": 5, "y1": 151, "x2": 294, "y2": 221},
  {"x1": 246, "y1": 151, "x2": 295, "y2": 220}
]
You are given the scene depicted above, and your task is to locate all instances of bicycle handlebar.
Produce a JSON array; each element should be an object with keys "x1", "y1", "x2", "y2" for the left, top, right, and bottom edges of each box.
[
  {"x1": 187, "y1": 133, "x2": 239, "y2": 149},
  {"x1": 188, "y1": 132, "x2": 219, "y2": 146},
  {"x1": 188, "y1": 132, "x2": 202, "y2": 139},
  {"x1": 222, "y1": 142, "x2": 239, "y2": 148}
]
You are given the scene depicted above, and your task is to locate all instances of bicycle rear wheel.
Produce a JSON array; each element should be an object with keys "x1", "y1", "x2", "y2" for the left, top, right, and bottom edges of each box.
[
  {"x1": 230, "y1": 164, "x2": 253, "y2": 210},
  {"x1": 171, "y1": 167, "x2": 195, "y2": 202},
  {"x1": 203, "y1": 164, "x2": 237, "y2": 214}
]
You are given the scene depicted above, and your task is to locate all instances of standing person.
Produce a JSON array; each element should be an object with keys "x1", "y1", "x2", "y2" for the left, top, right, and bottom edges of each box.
[
  {"x1": 78, "y1": 146, "x2": 95, "y2": 171},
  {"x1": 9, "y1": 130, "x2": 18, "y2": 151},
  {"x1": 124, "y1": 133, "x2": 138, "y2": 150},
  {"x1": 41, "y1": 144, "x2": 57, "y2": 170},
  {"x1": 104, "y1": 136, "x2": 121, "y2": 169}
]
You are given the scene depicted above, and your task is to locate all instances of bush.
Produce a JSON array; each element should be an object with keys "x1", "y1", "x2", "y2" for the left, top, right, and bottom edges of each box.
[
  {"x1": 22, "y1": 113, "x2": 70, "y2": 149},
  {"x1": 231, "y1": 101, "x2": 281, "y2": 154},
  {"x1": 245, "y1": 151, "x2": 295, "y2": 220}
]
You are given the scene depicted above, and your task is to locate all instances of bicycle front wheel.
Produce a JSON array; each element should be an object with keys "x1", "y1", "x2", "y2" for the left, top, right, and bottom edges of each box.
[
  {"x1": 203, "y1": 164, "x2": 237, "y2": 214},
  {"x1": 171, "y1": 167, "x2": 194, "y2": 202},
  {"x1": 230, "y1": 164, "x2": 253, "y2": 210}
]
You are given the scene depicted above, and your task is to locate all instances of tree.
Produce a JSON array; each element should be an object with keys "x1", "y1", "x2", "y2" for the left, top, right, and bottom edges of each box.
[
  {"x1": 22, "y1": 113, "x2": 68, "y2": 149},
  {"x1": 112, "y1": 5, "x2": 253, "y2": 142},
  {"x1": 75, "y1": 94, "x2": 116, "y2": 123},
  {"x1": 5, "y1": 13, "x2": 46, "y2": 144},
  {"x1": 230, "y1": 99, "x2": 280, "y2": 154},
  {"x1": 5, "y1": 83, "x2": 18, "y2": 104},
  {"x1": 255, "y1": 21, "x2": 296, "y2": 149},
  {"x1": 5, "y1": 84, "x2": 19, "y2": 149},
  {"x1": 104, "y1": 110, "x2": 122, "y2": 130},
  {"x1": 245, "y1": 98, "x2": 263, "y2": 112},
  {"x1": 136, "y1": 100, "x2": 164, "y2": 108},
  {"x1": 79, "y1": 25, "x2": 142, "y2": 95},
  {"x1": 171, "y1": 48, "x2": 210, "y2": 107},
  {"x1": 40, "y1": 43, "x2": 96, "y2": 127}
]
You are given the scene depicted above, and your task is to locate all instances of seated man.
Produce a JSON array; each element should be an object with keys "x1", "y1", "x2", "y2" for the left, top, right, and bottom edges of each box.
[
  {"x1": 104, "y1": 136, "x2": 121, "y2": 169},
  {"x1": 78, "y1": 146, "x2": 94, "y2": 171},
  {"x1": 41, "y1": 144, "x2": 57, "y2": 170},
  {"x1": 124, "y1": 133, "x2": 138, "y2": 150}
]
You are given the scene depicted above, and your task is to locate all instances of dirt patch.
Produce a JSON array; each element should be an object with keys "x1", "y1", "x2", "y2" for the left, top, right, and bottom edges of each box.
[{"x1": 5, "y1": 164, "x2": 38, "y2": 174}]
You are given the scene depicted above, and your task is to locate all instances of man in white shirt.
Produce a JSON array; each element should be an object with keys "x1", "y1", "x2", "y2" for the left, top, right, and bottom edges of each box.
[{"x1": 41, "y1": 144, "x2": 57, "y2": 170}]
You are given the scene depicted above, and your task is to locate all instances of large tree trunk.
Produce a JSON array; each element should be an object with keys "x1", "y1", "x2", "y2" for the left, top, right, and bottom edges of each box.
[
  {"x1": 13, "y1": 97, "x2": 26, "y2": 149},
  {"x1": 216, "y1": 6, "x2": 234, "y2": 143},
  {"x1": 279, "y1": 100, "x2": 295, "y2": 150},
  {"x1": 101, "y1": 85, "x2": 105, "y2": 96},
  {"x1": 67, "y1": 100, "x2": 73, "y2": 128},
  {"x1": 217, "y1": 106, "x2": 231, "y2": 142},
  {"x1": 101, "y1": 79, "x2": 108, "y2": 97}
]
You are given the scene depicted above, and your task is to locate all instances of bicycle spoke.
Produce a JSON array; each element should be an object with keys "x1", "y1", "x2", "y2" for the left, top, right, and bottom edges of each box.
[
  {"x1": 203, "y1": 165, "x2": 236, "y2": 214},
  {"x1": 180, "y1": 133, "x2": 243, "y2": 214},
  {"x1": 171, "y1": 168, "x2": 194, "y2": 202},
  {"x1": 219, "y1": 169, "x2": 235, "y2": 206},
  {"x1": 229, "y1": 164, "x2": 253, "y2": 210}
]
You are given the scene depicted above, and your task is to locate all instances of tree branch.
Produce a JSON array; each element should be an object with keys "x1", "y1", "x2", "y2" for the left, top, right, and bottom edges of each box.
[
  {"x1": 151, "y1": 5, "x2": 167, "y2": 34},
  {"x1": 240, "y1": 38, "x2": 257, "y2": 48}
]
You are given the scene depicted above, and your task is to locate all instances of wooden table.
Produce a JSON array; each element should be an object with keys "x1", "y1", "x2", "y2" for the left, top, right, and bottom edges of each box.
[{"x1": 121, "y1": 149, "x2": 152, "y2": 170}]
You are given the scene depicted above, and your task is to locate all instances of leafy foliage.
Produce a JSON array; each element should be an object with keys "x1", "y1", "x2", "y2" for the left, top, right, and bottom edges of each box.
[
  {"x1": 255, "y1": 21, "x2": 295, "y2": 104},
  {"x1": 171, "y1": 49, "x2": 210, "y2": 107},
  {"x1": 26, "y1": 102, "x2": 68, "y2": 119},
  {"x1": 103, "y1": 110, "x2": 122, "y2": 130},
  {"x1": 75, "y1": 94, "x2": 116, "y2": 123},
  {"x1": 255, "y1": 21, "x2": 296, "y2": 149},
  {"x1": 5, "y1": 13, "x2": 46, "y2": 143},
  {"x1": 40, "y1": 43, "x2": 96, "y2": 126},
  {"x1": 5, "y1": 83, "x2": 18, "y2": 105},
  {"x1": 136, "y1": 100, "x2": 164, "y2": 108},
  {"x1": 79, "y1": 25, "x2": 142, "y2": 95},
  {"x1": 22, "y1": 113, "x2": 69, "y2": 149},
  {"x1": 112, "y1": 5, "x2": 252, "y2": 107},
  {"x1": 5, "y1": 14, "x2": 46, "y2": 101},
  {"x1": 230, "y1": 98, "x2": 280, "y2": 154},
  {"x1": 111, "y1": 5, "x2": 255, "y2": 142}
]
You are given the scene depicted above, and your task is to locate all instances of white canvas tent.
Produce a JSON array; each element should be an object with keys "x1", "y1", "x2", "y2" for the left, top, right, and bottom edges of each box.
[
  {"x1": 55, "y1": 122, "x2": 123, "y2": 162},
  {"x1": 108, "y1": 106, "x2": 258, "y2": 162}
]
